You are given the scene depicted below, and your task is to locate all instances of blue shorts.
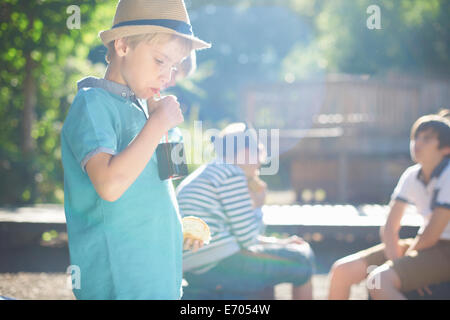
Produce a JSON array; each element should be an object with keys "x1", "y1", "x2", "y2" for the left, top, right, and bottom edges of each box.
[{"x1": 184, "y1": 241, "x2": 315, "y2": 294}]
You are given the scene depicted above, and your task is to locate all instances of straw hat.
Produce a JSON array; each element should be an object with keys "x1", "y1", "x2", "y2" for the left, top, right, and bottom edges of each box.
[{"x1": 99, "y1": 0, "x2": 211, "y2": 51}]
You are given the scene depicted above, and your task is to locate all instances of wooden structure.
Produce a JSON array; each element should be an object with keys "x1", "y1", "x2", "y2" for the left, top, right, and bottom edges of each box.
[{"x1": 243, "y1": 74, "x2": 450, "y2": 204}]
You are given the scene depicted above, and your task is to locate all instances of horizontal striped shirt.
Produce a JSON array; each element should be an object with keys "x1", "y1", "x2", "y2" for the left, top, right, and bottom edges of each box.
[{"x1": 176, "y1": 161, "x2": 264, "y2": 273}]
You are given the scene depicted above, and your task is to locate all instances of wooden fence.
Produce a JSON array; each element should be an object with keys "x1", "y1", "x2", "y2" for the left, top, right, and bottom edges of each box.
[{"x1": 243, "y1": 74, "x2": 450, "y2": 203}]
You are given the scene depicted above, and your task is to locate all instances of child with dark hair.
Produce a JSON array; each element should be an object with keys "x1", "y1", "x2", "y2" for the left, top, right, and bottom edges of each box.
[{"x1": 328, "y1": 113, "x2": 450, "y2": 300}]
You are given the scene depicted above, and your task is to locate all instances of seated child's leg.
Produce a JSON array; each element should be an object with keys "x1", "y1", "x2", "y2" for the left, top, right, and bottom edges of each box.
[
  {"x1": 328, "y1": 241, "x2": 390, "y2": 300},
  {"x1": 328, "y1": 254, "x2": 370, "y2": 300},
  {"x1": 184, "y1": 242, "x2": 316, "y2": 297},
  {"x1": 368, "y1": 240, "x2": 450, "y2": 300},
  {"x1": 292, "y1": 278, "x2": 313, "y2": 300},
  {"x1": 367, "y1": 264, "x2": 404, "y2": 300},
  {"x1": 328, "y1": 238, "x2": 415, "y2": 299}
]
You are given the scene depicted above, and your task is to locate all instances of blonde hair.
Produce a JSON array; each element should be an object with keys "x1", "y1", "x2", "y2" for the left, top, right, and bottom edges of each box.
[
  {"x1": 105, "y1": 33, "x2": 193, "y2": 64},
  {"x1": 176, "y1": 50, "x2": 197, "y2": 80}
]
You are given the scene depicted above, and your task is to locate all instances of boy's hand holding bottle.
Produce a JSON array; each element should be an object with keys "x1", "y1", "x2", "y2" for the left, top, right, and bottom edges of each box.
[{"x1": 151, "y1": 94, "x2": 184, "y2": 132}]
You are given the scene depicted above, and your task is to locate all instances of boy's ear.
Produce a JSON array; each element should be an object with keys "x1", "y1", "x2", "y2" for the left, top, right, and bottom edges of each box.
[{"x1": 114, "y1": 38, "x2": 130, "y2": 57}]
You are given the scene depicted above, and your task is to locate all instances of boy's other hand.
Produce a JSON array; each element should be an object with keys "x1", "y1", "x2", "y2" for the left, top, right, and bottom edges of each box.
[
  {"x1": 283, "y1": 235, "x2": 307, "y2": 246},
  {"x1": 152, "y1": 95, "x2": 184, "y2": 131},
  {"x1": 385, "y1": 242, "x2": 405, "y2": 261},
  {"x1": 183, "y1": 237, "x2": 204, "y2": 253},
  {"x1": 417, "y1": 286, "x2": 432, "y2": 297}
]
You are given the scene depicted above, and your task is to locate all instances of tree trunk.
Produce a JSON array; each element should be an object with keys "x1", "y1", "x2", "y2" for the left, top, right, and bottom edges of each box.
[{"x1": 22, "y1": 52, "x2": 37, "y2": 157}]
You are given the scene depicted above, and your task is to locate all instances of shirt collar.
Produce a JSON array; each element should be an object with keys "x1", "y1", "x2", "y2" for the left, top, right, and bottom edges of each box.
[
  {"x1": 77, "y1": 76, "x2": 137, "y2": 101},
  {"x1": 416, "y1": 156, "x2": 449, "y2": 184}
]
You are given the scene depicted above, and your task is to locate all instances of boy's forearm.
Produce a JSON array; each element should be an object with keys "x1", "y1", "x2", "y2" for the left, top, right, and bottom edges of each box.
[
  {"x1": 382, "y1": 201, "x2": 406, "y2": 260},
  {"x1": 383, "y1": 228, "x2": 400, "y2": 259},
  {"x1": 405, "y1": 232, "x2": 438, "y2": 256},
  {"x1": 383, "y1": 220, "x2": 401, "y2": 241},
  {"x1": 383, "y1": 216, "x2": 401, "y2": 245},
  {"x1": 406, "y1": 207, "x2": 450, "y2": 253},
  {"x1": 106, "y1": 115, "x2": 166, "y2": 200}
]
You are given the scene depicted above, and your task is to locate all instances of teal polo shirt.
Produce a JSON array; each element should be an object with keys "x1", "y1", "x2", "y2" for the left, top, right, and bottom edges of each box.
[{"x1": 61, "y1": 76, "x2": 183, "y2": 299}]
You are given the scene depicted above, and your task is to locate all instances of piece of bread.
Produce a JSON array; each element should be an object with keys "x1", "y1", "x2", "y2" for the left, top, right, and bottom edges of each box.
[{"x1": 182, "y1": 216, "x2": 211, "y2": 244}]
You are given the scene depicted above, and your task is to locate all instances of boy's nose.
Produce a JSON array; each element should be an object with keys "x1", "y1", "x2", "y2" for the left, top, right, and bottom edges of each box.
[
  {"x1": 164, "y1": 74, "x2": 177, "y2": 90},
  {"x1": 160, "y1": 70, "x2": 173, "y2": 87}
]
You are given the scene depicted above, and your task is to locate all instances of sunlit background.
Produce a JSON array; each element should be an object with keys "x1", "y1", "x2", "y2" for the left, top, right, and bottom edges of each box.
[
  {"x1": 2, "y1": 0, "x2": 449, "y2": 205},
  {"x1": 1, "y1": 0, "x2": 449, "y2": 299}
]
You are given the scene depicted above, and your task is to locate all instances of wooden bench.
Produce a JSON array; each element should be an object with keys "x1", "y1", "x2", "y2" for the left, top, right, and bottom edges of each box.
[
  {"x1": 0, "y1": 205, "x2": 67, "y2": 249},
  {"x1": 2, "y1": 204, "x2": 448, "y2": 299},
  {"x1": 0, "y1": 203, "x2": 422, "y2": 247},
  {"x1": 261, "y1": 205, "x2": 450, "y2": 300},
  {"x1": 262, "y1": 204, "x2": 423, "y2": 240}
]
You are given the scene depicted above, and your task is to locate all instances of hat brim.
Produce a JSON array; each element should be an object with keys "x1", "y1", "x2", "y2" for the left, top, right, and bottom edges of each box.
[{"x1": 99, "y1": 25, "x2": 211, "y2": 51}]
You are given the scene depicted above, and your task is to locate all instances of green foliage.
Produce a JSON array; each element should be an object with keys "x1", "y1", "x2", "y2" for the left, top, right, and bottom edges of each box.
[
  {"x1": 282, "y1": 0, "x2": 450, "y2": 77},
  {"x1": 0, "y1": 0, "x2": 114, "y2": 205},
  {"x1": 1, "y1": 0, "x2": 449, "y2": 205}
]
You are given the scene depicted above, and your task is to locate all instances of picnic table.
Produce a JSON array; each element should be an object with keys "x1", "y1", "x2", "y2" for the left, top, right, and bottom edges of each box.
[
  {"x1": 262, "y1": 204, "x2": 422, "y2": 242},
  {"x1": 0, "y1": 203, "x2": 423, "y2": 248},
  {"x1": 0, "y1": 205, "x2": 67, "y2": 249},
  {"x1": 2, "y1": 204, "x2": 448, "y2": 300}
]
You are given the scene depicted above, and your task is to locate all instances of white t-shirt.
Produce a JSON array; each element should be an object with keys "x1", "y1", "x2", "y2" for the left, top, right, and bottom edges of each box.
[{"x1": 391, "y1": 157, "x2": 450, "y2": 240}]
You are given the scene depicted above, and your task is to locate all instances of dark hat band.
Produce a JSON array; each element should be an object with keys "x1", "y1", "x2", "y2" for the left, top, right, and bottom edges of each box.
[{"x1": 112, "y1": 19, "x2": 193, "y2": 36}]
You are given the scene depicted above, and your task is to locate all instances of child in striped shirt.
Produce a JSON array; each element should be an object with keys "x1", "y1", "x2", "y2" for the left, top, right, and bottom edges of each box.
[{"x1": 177, "y1": 123, "x2": 315, "y2": 299}]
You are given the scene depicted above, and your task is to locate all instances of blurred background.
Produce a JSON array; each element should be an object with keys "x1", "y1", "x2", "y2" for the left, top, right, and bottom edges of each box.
[
  {"x1": 1, "y1": 0, "x2": 449, "y2": 299},
  {"x1": 1, "y1": 0, "x2": 450, "y2": 205}
]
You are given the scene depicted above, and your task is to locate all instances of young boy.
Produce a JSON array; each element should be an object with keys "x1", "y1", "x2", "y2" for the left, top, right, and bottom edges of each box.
[
  {"x1": 177, "y1": 123, "x2": 315, "y2": 299},
  {"x1": 328, "y1": 114, "x2": 450, "y2": 300},
  {"x1": 60, "y1": 0, "x2": 210, "y2": 299}
]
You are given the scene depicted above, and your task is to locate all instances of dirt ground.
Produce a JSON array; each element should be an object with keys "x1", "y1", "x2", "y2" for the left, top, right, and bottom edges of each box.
[
  {"x1": 0, "y1": 234, "x2": 370, "y2": 300},
  {"x1": 1, "y1": 211, "x2": 371, "y2": 301},
  {"x1": 0, "y1": 272, "x2": 367, "y2": 300}
]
